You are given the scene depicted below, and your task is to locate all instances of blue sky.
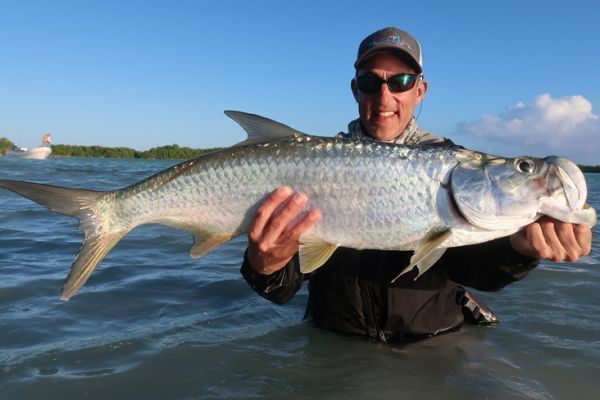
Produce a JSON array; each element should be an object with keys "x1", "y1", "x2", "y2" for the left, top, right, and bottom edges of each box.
[{"x1": 2, "y1": 0, "x2": 599, "y2": 164}]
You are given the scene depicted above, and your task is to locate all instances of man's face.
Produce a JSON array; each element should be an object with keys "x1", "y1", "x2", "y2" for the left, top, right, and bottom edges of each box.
[{"x1": 352, "y1": 51, "x2": 427, "y2": 141}]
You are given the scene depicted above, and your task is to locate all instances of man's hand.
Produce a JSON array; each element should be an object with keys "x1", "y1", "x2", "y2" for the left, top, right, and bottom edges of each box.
[
  {"x1": 247, "y1": 187, "x2": 322, "y2": 276},
  {"x1": 510, "y1": 216, "x2": 592, "y2": 262}
]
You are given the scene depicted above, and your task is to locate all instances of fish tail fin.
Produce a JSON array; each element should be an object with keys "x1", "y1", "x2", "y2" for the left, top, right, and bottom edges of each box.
[
  {"x1": 0, "y1": 179, "x2": 127, "y2": 300},
  {"x1": 0, "y1": 179, "x2": 103, "y2": 216},
  {"x1": 61, "y1": 231, "x2": 126, "y2": 300}
]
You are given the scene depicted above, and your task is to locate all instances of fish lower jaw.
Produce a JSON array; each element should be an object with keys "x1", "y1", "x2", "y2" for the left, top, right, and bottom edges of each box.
[{"x1": 538, "y1": 197, "x2": 597, "y2": 227}]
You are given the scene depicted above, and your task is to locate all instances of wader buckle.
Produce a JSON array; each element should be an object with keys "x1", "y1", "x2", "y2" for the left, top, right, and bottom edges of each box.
[{"x1": 457, "y1": 287, "x2": 499, "y2": 324}]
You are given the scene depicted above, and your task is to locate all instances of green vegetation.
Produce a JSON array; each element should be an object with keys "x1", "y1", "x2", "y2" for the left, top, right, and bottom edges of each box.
[
  {"x1": 0, "y1": 137, "x2": 16, "y2": 155},
  {"x1": 580, "y1": 165, "x2": 600, "y2": 173},
  {"x1": 3, "y1": 137, "x2": 600, "y2": 169},
  {"x1": 51, "y1": 145, "x2": 137, "y2": 158},
  {"x1": 50, "y1": 144, "x2": 223, "y2": 160},
  {"x1": 141, "y1": 144, "x2": 222, "y2": 160}
]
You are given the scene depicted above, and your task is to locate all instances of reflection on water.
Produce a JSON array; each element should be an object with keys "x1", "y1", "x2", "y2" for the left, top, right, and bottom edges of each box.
[{"x1": 0, "y1": 157, "x2": 599, "y2": 399}]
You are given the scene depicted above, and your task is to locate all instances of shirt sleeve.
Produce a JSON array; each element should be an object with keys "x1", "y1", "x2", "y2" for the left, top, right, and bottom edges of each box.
[
  {"x1": 240, "y1": 250, "x2": 304, "y2": 305},
  {"x1": 444, "y1": 236, "x2": 539, "y2": 291}
]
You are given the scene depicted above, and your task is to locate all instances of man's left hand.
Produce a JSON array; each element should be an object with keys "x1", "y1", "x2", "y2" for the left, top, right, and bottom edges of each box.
[{"x1": 510, "y1": 217, "x2": 593, "y2": 262}]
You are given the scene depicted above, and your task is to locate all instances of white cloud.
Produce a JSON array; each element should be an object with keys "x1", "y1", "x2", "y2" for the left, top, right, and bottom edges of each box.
[{"x1": 456, "y1": 94, "x2": 600, "y2": 165}]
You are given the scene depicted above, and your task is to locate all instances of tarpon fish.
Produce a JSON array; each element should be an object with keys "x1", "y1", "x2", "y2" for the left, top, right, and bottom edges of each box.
[{"x1": 0, "y1": 111, "x2": 596, "y2": 300}]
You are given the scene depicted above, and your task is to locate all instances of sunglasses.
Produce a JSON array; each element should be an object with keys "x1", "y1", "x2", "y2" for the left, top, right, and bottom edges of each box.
[{"x1": 355, "y1": 73, "x2": 422, "y2": 94}]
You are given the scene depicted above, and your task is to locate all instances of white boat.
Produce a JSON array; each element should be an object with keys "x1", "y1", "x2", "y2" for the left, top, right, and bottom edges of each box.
[
  {"x1": 13, "y1": 134, "x2": 52, "y2": 160},
  {"x1": 20, "y1": 146, "x2": 52, "y2": 160}
]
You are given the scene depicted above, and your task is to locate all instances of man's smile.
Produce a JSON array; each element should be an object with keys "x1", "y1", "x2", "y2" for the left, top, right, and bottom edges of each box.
[{"x1": 374, "y1": 110, "x2": 397, "y2": 119}]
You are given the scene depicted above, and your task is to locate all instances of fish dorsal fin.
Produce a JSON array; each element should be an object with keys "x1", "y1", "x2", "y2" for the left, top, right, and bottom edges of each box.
[
  {"x1": 298, "y1": 236, "x2": 338, "y2": 274},
  {"x1": 225, "y1": 110, "x2": 307, "y2": 146},
  {"x1": 391, "y1": 229, "x2": 452, "y2": 283}
]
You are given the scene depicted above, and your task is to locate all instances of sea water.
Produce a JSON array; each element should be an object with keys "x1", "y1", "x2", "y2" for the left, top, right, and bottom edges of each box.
[{"x1": 0, "y1": 156, "x2": 599, "y2": 400}]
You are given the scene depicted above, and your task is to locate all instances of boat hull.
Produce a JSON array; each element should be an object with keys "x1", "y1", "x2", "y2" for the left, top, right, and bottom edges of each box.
[{"x1": 19, "y1": 146, "x2": 52, "y2": 160}]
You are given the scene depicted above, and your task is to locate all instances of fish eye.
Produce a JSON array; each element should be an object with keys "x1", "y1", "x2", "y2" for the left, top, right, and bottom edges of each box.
[{"x1": 515, "y1": 158, "x2": 535, "y2": 173}]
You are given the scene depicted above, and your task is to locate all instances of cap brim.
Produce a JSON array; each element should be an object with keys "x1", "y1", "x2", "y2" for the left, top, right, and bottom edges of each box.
[{"x1": 355, "y1": 47, "x2": 422, "y2": 74}]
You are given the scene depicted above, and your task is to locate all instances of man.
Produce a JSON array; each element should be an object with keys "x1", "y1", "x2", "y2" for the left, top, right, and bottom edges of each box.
[{"x1": 240, "y1": 27, "x2": 592, "y2": 341}]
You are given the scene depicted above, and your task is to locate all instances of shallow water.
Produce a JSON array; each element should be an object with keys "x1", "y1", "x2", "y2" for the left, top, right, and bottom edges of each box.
[{"x1": 0, "y1": 156, "x2": 599, "y2": 399}]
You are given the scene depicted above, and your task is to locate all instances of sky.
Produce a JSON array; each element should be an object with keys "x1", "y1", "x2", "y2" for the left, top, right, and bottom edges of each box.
[{"x1": 1, "y1": 0, "x2": 599, "y2": 164}]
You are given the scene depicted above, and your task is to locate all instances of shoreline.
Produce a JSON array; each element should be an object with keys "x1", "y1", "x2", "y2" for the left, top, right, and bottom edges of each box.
[{"x1": 2, "y1": 139, "x2": 599, "y2": 170}]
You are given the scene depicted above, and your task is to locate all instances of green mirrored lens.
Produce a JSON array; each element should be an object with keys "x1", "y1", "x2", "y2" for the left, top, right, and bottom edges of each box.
[{"x1": 388, "y1": 74, "x2": 416, "y2": 92}]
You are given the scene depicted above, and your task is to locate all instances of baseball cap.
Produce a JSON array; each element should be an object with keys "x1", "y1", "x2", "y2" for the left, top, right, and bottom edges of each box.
[{"x1": 354, "y1": 27, "x2": 423, "y2": 74}]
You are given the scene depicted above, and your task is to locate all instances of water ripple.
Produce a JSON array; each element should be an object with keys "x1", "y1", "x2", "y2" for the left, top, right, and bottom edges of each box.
[{"x1": 1, "y1": 157, "x2": 599, "y2": 399}]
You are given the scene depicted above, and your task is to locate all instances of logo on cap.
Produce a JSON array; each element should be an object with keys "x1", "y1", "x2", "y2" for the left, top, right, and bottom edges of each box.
[{"x1": 369, "y1": 32, "x2": 412, "y2": 51}]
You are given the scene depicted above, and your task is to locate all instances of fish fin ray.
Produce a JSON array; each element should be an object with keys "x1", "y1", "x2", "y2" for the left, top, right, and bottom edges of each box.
[
  {"x1": 391, "y1": 229, "x2": 452, "y2": 283},
  {"x1": 298, "y1": 237, "x2": 338, "y2": 273},
  {"x1": 225, "y1": 110, "x2": 308, "y2": 146}
]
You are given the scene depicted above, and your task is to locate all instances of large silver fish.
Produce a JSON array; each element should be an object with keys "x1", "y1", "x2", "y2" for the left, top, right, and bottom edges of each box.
[{"x1": 0, "y1": 111, "x2": 596, "y2": 300}]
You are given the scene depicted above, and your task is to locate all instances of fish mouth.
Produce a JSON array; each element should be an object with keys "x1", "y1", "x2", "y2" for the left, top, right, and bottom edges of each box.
[
  {"x1": 545, "y1": 156, "x2": 586, "y2": 210},
  {"x1": 539, "y1": 157, "x2": 597, "y2": 227}
]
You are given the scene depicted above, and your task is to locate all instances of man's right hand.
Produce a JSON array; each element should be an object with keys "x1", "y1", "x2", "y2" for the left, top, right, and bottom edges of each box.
[{"x1": 247, "y1": 187, "x2": 322, "y2": 276}]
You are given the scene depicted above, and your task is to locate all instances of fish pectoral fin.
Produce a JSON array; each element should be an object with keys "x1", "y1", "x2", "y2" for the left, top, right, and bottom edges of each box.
[
  {"x1": 410, "y1": 247, "x2": 447, "y2": 280},
  {"x1": 189, "y1": 230, "x2": 237, "y2": 258},
  {"x1": 298, "y1": 237, "x2": 338, "y2": 274},
  {"x1": 391, "y1": 229, "x2": 452, "y2": 283}
]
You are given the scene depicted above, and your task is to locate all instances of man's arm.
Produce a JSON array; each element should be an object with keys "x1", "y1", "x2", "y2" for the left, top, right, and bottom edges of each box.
[
  {"x1": 445, "y1": 237, "x2": 539, "y2": 291},
  {"x1": 240, "y1": 251, "x2": 303, "y2": 304}
]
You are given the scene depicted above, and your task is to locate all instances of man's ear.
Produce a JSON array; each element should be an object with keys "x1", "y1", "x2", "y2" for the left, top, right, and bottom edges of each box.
[
  {"x1": 351, "y1": 78, "x2": 359, "y2": 102},
  {"x1": 416, "y1": 78, "x2": 428, "y2": 104}
]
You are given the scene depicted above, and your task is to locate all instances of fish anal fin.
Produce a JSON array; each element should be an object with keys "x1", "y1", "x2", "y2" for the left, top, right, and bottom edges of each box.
[
  {"x1": 299, "y1": 238, "x2": 338, "y2": 274},
  {"x1": 391, "y1": 229, "x2": 452, "y2": 283},
  {"x1": 190, "y1": 230, "x2": 237, "y2": 258}
]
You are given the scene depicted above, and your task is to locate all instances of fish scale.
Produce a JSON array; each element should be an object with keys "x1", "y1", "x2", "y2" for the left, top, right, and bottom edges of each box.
[{"x1": 102, "y1": 135, "x2": 444, "y2": 252}]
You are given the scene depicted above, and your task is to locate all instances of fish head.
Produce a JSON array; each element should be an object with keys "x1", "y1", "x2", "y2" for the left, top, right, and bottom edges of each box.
[{"x1": 450, "y1": 150, "x2": 597, "y2": 230}]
